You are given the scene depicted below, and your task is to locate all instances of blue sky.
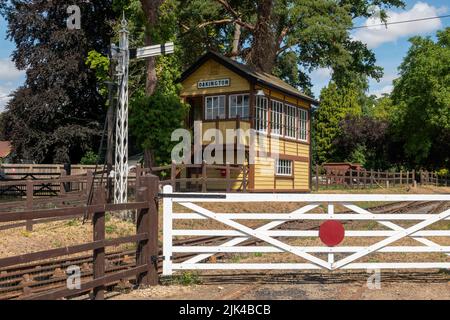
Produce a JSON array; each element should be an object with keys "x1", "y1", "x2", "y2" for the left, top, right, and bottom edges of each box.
[{"x1": 0, "y1": 0, "x2": 449, "y2": 110}]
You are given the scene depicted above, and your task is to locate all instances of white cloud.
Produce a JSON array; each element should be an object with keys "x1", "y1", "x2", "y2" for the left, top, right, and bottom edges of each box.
[
  {"x1": 310, "y1": 68, "x2": 332, "y2": 97},
  {"x1": 353, "y1": 2, "x2": 447, "y2": 48},
  {"x1": 0, "y1": 59, "x2": 24, "y2": 112},
  {"x1": 0, "y1": 58, "x2": 24, "y2": 82},
  {"x1": 310, "y1": 67, "x2": 332, "y2": 80},
  {"x1": 372, "y1": 85, "x2": 394, "y2": 97}
]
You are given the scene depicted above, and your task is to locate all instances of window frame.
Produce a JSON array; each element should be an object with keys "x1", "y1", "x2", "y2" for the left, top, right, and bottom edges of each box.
[
  {"x1": 285, "y1": 104, "x2": 298, "y2": 140},
  {"x1": 255, "y1": 96, "x2": 269, "y2": 134},
  {"x1": 276, "y1": 159, "x2": 293, "y2": 177},
  {"x1": 298, "y1": 108, "x2": 308, "y2": 142},
  {"x1": 204, "y1": 95, "x2": 226, "y2": 120},
  {"x1": 229, "y1": 94, "x2": 250, "y2": 120},
  {"x1": 271, "y1": 100, "x2": 284, "y2": 137}
]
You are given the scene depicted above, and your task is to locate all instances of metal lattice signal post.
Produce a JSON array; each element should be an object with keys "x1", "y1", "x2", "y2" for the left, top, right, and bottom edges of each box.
[
  {"x1": 111, "y1": 16, "x2": 175, "y2": 204},
  {"x1": 113, "y1": 17, "x2": 130, "y2": 204}
]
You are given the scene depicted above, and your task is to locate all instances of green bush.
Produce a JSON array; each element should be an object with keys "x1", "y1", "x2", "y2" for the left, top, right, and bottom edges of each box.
[{"x1": 80, "y1": 151, "x2": 99, "y2": 165}]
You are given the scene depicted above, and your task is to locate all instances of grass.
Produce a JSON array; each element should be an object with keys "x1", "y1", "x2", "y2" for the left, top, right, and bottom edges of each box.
[
  {"x1": 66, "y1": 219, "x2": 80, "y2": 227},
  {"x1": 163, "y1": 271, "x2": 202, "y2": 286},
  {"x1": 106, "y1": 224, "x2": 118, "y2": 234}
]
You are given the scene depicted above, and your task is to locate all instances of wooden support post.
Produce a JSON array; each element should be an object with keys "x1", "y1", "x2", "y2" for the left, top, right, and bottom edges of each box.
[
  {"x1": 356, "y1": 169, "x2": 360, "y2": 188},
  {"x1": 171, "y1": 161, "x2": 177, "y2": 191},
  {"x1": 136, "y1": 175, "x2": 159, "y2": 287},
  {"x1": 226, "y1": 162, "x2": 231, "y2": 193},
  {"x1": 60, "y1": 169, "x2": 66, "y2": 196},
  {"x1": 363, "y1": 170, "x2": 367, "y2": 189},
  {"x1": 202, "y1": 160, "x2": 207, "y2": 193},
  {"x1": 92, "y1": 188, "x2": 106, "y2": 300},
  {"x1": 316, "y1": 164, "x2": 320, "y2": 191},
  {"x1": 135, "y1": 164, "x2": 142, "y2": 190},
  {"x1": 349, "y1": 168, "x2": 353, "y2": 189},
  {"x1": 385, "y1": 171, "x2": 389, "y2": 188},
  {"x1": 370, "y1": 169, "x2": 374, "y2": 188},
  {"x1": 242, "y1": 165, "x2": 248, "y2": 193},
  {"x1": 86, "y1": 170, "x2": 93, "y2": 201},
  {"x1": 26, "y1": 180, "x2": 33, "y2": 232}
]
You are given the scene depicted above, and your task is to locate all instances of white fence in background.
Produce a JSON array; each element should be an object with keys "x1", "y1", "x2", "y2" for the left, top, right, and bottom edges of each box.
[{"x1": 162, "y1": 186, "x2": 450, "y2": 275}]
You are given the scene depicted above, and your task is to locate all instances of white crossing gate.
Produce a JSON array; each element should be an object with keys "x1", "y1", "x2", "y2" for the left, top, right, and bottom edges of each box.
[{"x1": 162, "y1": 186, "x2": 450, "y2": 276}]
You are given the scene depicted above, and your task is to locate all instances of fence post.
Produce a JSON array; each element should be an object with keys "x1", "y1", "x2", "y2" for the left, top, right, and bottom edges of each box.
[
  {"x1": 135, "y1": 164, "x2": 142, "y2": 190},
  {"x1": 171, "y1": 161, "x2": 177, "y2": 191},
  {"x1": 226, "y1": 162, "x2": 231, "y2": 193},
  {"x1": 202, "y1": 161, "x2": 207, "y2": 192},
  {"x1": 315, "y1": 164, "x2": 320, "y2": 191},
  {"x1": 92, "y1": 187, "x2": 106, "y2": 300},
  {"x1": 86, "y1": 170, "x2": 93, "y2": 199},
  {"x1": 26, "y1": 180, "x2": 33, "y2": 232},
  {"x1": 60, "y1": 169, "x2": 66, "y2": 197},
  {"x1": 349, "y1": 168, "x2": 353, "y2": 189},
  {"x1": 356, "y1": 169, "x2": 360, "y2": 188},
  {"x1": 136, "y1": 175, "x2": 159, "y2": 287},
  {"x1": 363, "y1": 169, "x2": 367, "y2": 189},
  {"x1": 400, "y1": 170, "x2": 403, "y2": 186},
  {"x1": 385, "y1": 170, "x2": 389, "y2": 188},
  {"x1": 370, "y1": 169, "x2": 374, "y2": 188}
]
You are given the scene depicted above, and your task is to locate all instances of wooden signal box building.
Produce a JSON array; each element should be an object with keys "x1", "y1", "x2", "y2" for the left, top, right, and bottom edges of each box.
[{"x1": 179, "y1": 51, "x2": 318, "y2": 193}]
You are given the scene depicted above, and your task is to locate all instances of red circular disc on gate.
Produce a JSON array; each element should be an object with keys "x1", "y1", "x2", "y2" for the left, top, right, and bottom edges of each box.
[{"x1": 319, "y1": 220, "x2": 345, "y2": 247}]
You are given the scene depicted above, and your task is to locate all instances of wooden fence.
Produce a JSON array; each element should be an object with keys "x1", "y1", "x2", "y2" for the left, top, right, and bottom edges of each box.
[
  {"x1": 314, "y1": 165, "x2": 450, "y2": 190},
  {"x1": 145, "y1": 161, "x2": 249, "y2": 193},
  {"x1": 0, "y1": 175, "x2": 159, "y2": 300}
]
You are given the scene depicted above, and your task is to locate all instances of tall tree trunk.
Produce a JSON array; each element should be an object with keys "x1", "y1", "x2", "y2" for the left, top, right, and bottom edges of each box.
[
  {"x1": 246, "y1": 0, "x2": 277, "y2": 73},
  {"x1": 231, "y1": 23, "x2": 241, "y2": 60},
  {"x1": 140, "y1": 0, "x2": 163, "y2": 95},
  {"x1": 140, "y1": 0, "x2": 164, "y2": 169}
]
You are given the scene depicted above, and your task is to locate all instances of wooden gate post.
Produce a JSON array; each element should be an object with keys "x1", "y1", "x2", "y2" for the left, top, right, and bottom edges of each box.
[
  {"x1": 92, "y1": 188, "x2": 106, "y2": 300},
  {"x1": 136, "y1": 175, "x2": 159, "y2": 287},
  {"x1": 26, "y1": 180, "x2": 34, "y2": 232}
]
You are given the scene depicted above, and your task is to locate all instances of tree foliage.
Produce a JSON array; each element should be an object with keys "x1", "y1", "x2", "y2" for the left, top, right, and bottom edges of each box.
[
  {"x1": 129, "y1": 91, "x2": 189, "y2": 166},
  {"x1": 333, "y1": 115, "x2": 389, "y2": 168},
  {"x1": 391, "y1": 28, "x2": 450, "y2": 169},
  {"x1": 0, "y1": 1, "x2": 114, "y2": 163},
  {"x1": 177, "y1": 0, "x2": 404, "y2": 92},
  {"x1": 313, "y1": 81, "x2": 362, "y2": 164}
]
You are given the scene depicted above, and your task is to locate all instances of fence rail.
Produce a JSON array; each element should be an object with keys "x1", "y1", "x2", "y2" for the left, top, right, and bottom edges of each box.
[
  {"x1": 147, "y1": 161, "x2": 249, "y2": 193},
  {"x1": 314, "y1": 165, "x2": 450, "y2": 190}
]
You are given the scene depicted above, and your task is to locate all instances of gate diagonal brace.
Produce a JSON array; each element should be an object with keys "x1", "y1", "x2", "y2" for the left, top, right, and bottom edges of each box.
[
  {"x1": 344, "y1": 204, "x2": 450, "y2": 257},
  {"x1": 180, "y1": 202, "x2": 331, "y2": 270},
  {"x1": 334, "y1": 208, "x2": 450, "y2": 270},
  {"x1": 180, "y1": 204, "x2": 320, "y2": 265}
]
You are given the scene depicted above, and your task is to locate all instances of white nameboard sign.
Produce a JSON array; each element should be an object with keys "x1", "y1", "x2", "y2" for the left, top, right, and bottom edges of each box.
[{"x1": 198, "y1": 79, "x2": 230, "y2": 89}]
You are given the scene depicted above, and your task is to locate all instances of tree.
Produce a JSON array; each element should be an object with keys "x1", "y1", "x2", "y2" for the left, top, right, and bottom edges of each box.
[
  {"x1": 313, "y1": 81, "x2": 362, "y2": 164},
  {"x1": 129, "y1": 91, "x2": 188, "y2": 166},
  {"x1": 178, "y1": 0, "x2": 404, "y2": 91},
  {"x1": 333, "y1": 115, "x2": 389, "y2": 168},
  {"x1": 0, "y1": 1, "x2": 114, "y2": 163},
  {"x1": 391, "y1": 28, "x2": 450, "y2": 169}
]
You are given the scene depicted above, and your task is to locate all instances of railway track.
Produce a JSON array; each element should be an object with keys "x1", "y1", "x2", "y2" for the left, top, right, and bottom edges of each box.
[{"x1": 0, "y1": 200, "x2": 445, "y2": 300}]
